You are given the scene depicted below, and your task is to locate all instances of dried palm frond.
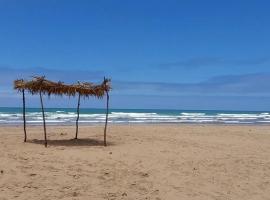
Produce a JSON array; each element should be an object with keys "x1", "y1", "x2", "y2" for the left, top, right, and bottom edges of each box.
[{"x1": 14, "y1": 76, "x2": 111, "y2": 97}]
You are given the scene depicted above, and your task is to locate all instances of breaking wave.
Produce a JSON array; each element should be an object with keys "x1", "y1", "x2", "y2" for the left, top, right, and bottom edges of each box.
[{"x1": 1, "y1": 108, "x2": 270, "y2": 125}]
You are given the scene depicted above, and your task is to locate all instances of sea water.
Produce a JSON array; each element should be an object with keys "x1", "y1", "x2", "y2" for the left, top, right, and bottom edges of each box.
[{"x1": 1, "y1": 107, "x2": 270, "y2": 125}]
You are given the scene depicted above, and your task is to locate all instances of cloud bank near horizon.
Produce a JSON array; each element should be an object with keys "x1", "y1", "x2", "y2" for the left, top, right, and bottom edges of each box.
[
  {"x1": 1, "y1": 66, "x2": 270, "y2": 110},
  {"x1": 114, "y1": 73, "x2": 270, "y2": 96},
  {"x1": 1, "y1": 66, "x2": 270, "y2": 96}
]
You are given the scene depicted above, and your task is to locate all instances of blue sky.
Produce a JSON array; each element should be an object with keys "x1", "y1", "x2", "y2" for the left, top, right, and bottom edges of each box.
[{"x1": 1, "y1": 0, "x2": 270, "y2": 110}]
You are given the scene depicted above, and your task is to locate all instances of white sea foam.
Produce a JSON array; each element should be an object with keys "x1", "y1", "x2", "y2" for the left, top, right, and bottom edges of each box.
[
  {"x1": 181, "y1": 112, "x2": 206, "y2": 116},
  {"x1": 1, "y1": 111, "x2": 270, "y2": 124}
]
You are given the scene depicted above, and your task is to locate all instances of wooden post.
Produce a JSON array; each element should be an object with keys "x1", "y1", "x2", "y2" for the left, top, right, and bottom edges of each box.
[
  {"x1": 22, "y1": 89, "x2": 27, "y2": 142},
  {"x1": 104, "y1": 91, "x2": 109, "y2": 146},
  {"x1": 39, "y1": 91, "x2": 47, "y2": 147},
  {"x1": 75, "y1": 93, "x2": 81, "y2": 139}
]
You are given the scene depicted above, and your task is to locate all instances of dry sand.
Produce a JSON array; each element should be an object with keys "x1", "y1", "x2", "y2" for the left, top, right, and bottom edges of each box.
[{"x1": 0, "y1": 125, "x2": 270, "y2": 200}]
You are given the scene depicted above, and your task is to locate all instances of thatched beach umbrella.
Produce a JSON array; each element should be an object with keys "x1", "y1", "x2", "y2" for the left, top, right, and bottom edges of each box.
[{"x1": 14, "y1": 76, "x2": 111, "y2": 147}]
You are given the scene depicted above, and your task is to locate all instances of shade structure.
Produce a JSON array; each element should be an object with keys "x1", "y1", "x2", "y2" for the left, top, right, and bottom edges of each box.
[
  {"x1": 14, "y1": 76, "x2": 110, "y2": 98},
  {"x1": 14, "y1": 76, "x2": 111, "y2": 147}
]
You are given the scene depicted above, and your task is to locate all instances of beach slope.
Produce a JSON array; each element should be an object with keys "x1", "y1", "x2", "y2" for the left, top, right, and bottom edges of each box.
[{"x1": 0, "y1": 125, "x2": 270, "y2": 200}]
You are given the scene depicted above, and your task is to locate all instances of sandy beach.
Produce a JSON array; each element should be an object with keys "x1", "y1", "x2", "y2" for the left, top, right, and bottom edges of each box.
[{"x1": 0, "y1": 125, "x2": 270, "y2": 200}]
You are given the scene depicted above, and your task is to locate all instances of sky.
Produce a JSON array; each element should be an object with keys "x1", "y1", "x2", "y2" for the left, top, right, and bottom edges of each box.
[{"x1": 1, "y1": 0, "x2": 270, "y2": 110}]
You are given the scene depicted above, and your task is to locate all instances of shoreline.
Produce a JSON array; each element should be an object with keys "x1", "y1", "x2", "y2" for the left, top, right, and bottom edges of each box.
[{"x1": 1, "y1": 122, "x2": 270, "y2": 127}]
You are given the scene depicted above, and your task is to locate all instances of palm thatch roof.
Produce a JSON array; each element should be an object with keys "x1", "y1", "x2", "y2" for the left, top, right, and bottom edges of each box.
[{"x1": 14, "y1": 76, "x2": 111, "y2": 98}]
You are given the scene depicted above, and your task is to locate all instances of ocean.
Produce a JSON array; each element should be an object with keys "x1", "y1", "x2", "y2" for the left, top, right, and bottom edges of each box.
[{"x1": 0, "y1": 107, "x2": 270, "y2": 125}]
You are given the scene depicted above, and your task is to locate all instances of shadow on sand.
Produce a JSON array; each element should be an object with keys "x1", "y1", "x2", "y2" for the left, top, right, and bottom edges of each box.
[{"x1": 28, "y1": 138, "x2": 113, "y2": 147}]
